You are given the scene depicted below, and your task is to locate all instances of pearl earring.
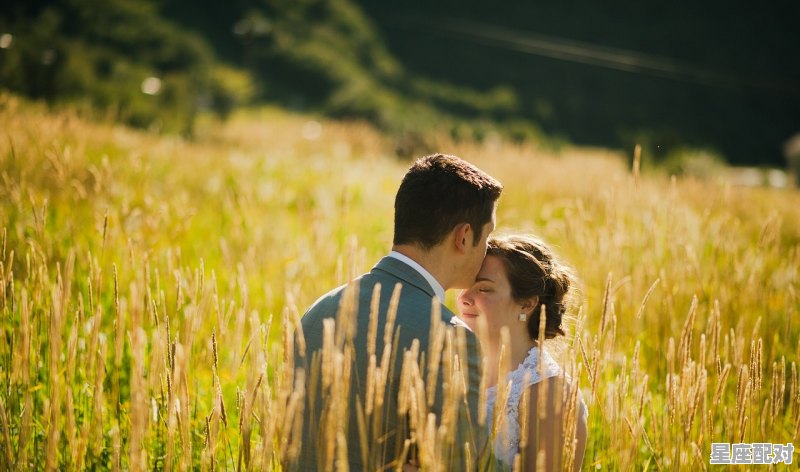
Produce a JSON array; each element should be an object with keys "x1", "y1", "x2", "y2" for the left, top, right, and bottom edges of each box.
[{"x1": 518, "y1": 313, "x2": 527, "y2": 322}]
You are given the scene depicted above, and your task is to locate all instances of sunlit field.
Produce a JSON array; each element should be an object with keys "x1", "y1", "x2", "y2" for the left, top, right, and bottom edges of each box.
[{"x1": 1, "y1": 92, "x2": 798, "y2": 470}]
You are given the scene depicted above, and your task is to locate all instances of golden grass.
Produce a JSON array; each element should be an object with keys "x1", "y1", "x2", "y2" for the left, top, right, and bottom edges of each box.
[{"x1": 0, "y1": 91, "x2": 799, "y2": 469}]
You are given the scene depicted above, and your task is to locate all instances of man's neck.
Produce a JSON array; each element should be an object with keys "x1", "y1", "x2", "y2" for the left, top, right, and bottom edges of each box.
[{"x1": 391, "y1": 244, "x2": 452, "y2": 290}]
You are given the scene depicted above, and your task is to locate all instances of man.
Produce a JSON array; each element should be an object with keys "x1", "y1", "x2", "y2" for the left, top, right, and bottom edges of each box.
[{"x1": 295, "y1": 154, "x2": 502, "y2": 471}]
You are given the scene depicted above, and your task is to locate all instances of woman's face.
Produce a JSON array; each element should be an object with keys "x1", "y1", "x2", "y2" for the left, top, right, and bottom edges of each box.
[{"x1": 457, "y1": 255, "x2": 528, "y2": 337}]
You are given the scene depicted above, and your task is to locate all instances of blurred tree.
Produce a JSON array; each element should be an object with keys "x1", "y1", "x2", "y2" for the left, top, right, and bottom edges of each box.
[{"x1": 0, "y1": 0, "x2": 247, "y2": 134}]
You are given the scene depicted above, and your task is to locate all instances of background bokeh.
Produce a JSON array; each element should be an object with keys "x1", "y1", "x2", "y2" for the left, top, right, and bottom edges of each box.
[{"x1": 2, "y1": 0, "x2": 799, "y2": 170}]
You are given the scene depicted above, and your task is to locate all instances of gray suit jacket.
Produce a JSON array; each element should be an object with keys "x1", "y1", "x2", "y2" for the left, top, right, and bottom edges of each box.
[{"x1": 295, "y1": 256, "x2": 485, "y2": 471}]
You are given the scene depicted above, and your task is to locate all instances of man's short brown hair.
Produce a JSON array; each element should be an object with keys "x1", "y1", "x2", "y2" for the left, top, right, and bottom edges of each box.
[{"x1": 394, "y1": 154, "x2": 503, "y2": 249}]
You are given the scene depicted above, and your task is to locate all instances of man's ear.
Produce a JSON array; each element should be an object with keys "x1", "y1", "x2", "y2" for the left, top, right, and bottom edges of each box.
[{"x1": 453, "y1": 223, "x2": 472, "y2": 253}]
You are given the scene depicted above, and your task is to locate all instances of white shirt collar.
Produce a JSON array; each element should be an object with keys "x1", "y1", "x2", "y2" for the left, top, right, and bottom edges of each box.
[{"x1": 388, "y1": 251, "x2": 446, "y2": 302}]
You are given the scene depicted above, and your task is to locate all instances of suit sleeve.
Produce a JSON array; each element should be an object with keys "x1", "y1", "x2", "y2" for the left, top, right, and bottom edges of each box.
[{"x1": 449, "y1": 326, "x2": 486, "y2": 470}]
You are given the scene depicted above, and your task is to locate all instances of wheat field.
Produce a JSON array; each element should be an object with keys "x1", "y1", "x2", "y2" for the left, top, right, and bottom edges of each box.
[{"x1": 0, "y1": 92, "x2": 798, "y2": 470}]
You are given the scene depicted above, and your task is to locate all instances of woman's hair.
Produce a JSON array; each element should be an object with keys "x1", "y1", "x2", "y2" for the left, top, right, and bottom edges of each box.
[{"x1": 487, "y1": 235, "x2": 574, "y2": 340}]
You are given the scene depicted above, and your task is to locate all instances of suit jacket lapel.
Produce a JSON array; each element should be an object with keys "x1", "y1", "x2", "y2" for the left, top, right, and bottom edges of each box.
[
  {"x1": 371, "y1": 256, "x2": 436, "y2": 298},
  {"x1": 372, "y1": 257, "x2": 471, "y2": 331}
]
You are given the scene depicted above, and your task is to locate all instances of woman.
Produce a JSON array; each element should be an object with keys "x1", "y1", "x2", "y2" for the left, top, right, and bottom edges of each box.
[{"x1": 458, "y1": 235, "x2": 588, "y2": 471}]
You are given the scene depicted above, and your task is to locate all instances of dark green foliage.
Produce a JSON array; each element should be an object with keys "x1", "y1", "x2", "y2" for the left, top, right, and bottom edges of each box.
[
  {"x1": 1, "y1": 0, "x2": 534, "y2": 147},
  {"x1": 226, "y1": 0, "x2": 522, "y2": 140},
  {"x1": 3, "y1": 0, "x2": 795, "y2": 164},
  {"x1": 0, "y1": 0, "x2": 249, "y2": 134},
  {"x1": 355, "y1": 0, "x2": 800, "y2": 166}
]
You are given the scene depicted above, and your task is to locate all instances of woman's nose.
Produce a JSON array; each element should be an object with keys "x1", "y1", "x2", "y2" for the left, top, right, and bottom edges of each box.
[{"x1": 457, "y1": 289, "x2": 473, "y2": 306}]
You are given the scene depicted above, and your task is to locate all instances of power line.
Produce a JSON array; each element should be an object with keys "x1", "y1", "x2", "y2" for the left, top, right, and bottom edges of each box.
[{"x1": 382, "y1": 14, "x2": 800, "y2": 98}]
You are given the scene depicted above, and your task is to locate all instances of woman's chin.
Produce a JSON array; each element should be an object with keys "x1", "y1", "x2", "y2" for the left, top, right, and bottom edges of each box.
[{"x1": 459, "y1": 313, "x2": 478, "y2": 331}]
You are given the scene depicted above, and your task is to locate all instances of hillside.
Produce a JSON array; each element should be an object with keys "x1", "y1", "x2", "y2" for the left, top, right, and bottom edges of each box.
[
  {"x1": 2, "y1": 0, "x2": 798, "y2": 166},
  {"x1": 356, "y1": 0, "x2": 800, "y2": 165}
]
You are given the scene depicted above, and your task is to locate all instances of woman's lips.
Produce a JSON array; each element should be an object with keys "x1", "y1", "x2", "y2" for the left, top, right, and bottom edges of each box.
[{"x1": 461, "y1": 312, "x2": 478, "y2": 319}]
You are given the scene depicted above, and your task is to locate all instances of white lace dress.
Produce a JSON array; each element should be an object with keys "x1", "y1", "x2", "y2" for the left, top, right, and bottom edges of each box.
[{"x1": 485, "y1": 346, "x2": 579, "y2": 465}]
